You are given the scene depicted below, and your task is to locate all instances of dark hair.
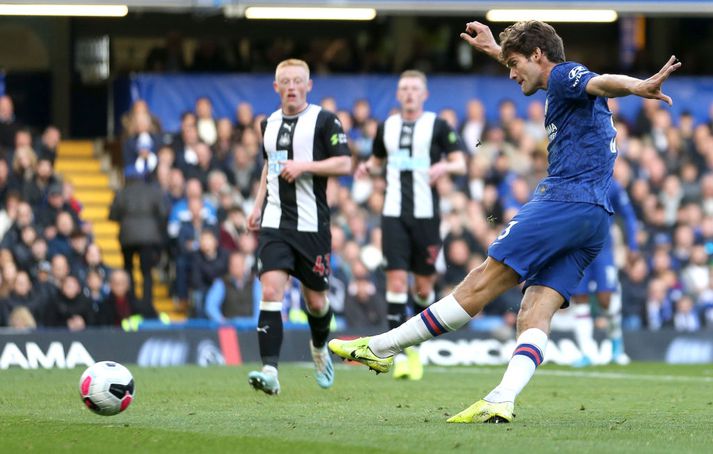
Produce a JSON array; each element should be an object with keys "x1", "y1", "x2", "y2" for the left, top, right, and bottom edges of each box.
[{"x1": 499, "y1": 21, "x2": 565, "y2": 64}]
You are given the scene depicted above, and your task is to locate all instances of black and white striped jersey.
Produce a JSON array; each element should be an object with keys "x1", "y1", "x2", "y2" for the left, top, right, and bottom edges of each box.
[
  {"x1": 260, "y1": 104, "x2": 350, "y2": 232},
  {"x1": 373, "y1": 112, "x2": 465, "y2": 219}
]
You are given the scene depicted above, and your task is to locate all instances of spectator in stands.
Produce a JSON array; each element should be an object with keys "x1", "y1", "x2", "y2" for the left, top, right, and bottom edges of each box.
[
  {"x1": 34, "y1": 183, "x2": 80, "y2": 232},
  {"x1": 167, "y1": 177, "x2": 217, "y2": 239},
  {"x1": 77, "y1": 243, "x2": 111, "y2": 289},
  {"x1": 7, "y1": 306, "x2": 36, "y2": 330},
  {"x1": 673, "y1": 295, "x2": 700, "y2": 331},
  {"x1": 213, "y1": 118, "x2": 234, "y2": 165},
  {"x1": 524, "y1": 100, "x2": 546, "y2": 143},
  {"x1": 10, "y1": 129, "x2": 32, "y2": 166},
  {"x1": 0, "y1": 190, "x2": 19, "y2": 242},
  {"x1": 35, "y1": 126, "x2": 61, "y2": 164},
  {"x1": 239, "y1": 126, "x2": 261, "y2": 161},
  {"x1": 182, "y1": 142, "x2": 217, "y2": 188},
  {"x1": 0, "y1": 159, "x2": 10, "y2": 207},
  {"x1": 176, "y1": 197, "x2": 217, "y2": 307},
  {"x1": 44, "y1": 275, "x2": 94, "y2": 331},
  {"x1": 0, "y1": 258, "x2": 18, "y2": 301},
  {"x1": 22, "y1": 157, "x2": 58, "y2": 208},
  {"x1": 97, "y1": 269, "x2": 157, "y2": 327},
  {"x1": 26, "y1": 230, "x2": 47, "y2": 273},
  {"x1": 681, "y1": 245, "x2": 709, "y2": 297},
  {"x1": 219, "y1": 205, "x2": 246, "y2": 252},
  {"x1": 441, "y1": 236, "x2": 471, "y2": 292},
  {"x1": 8, "y1": 145, "x2": 37, "y2": 196},
  {"x1": 320, "y1": 96, "x2": 337, "y2": 113},
  {"x1": 47, "y1": 211, "x2": 74, "y2": 259},
  {"x1": 67, "y1": 230, "x2": 89, "y2": 276},
  {"x1": 10, "y1": 225, "x2": 36, "y2": 272},
  {"x1": 164, "y1": 168, "x2": 185, "y2": 210},
  {"x1": 0, "y1": 95, "x2": 19, "y2": 151},
  {"x1": 173, "y1": 123, "x2": 200, "y2": 173},
  {"x1": 226, "y1": 142, "x2": 260, "y2": 199},
  {"x1": 2, "y1": 270, "x2": 40, "y2": 326},
  {"x1": 195, "y1": 97, "x2": 217, "y2": 146},
  {"x1": 205, "y1": 251, "x2": 257, "y2": 323},
  {"x1": 234, "y1": 102, "x2": 254, "y2": 138},
  {"x1": 123, "y1": 111, "x2": 160, "y2": 178},
  {"x1": 49, "y1": 254, "x2": 70, "y2": 289},
  {"x1": 460, "y1": 99, "x2": 486, "y2": 155},
  {"x1": 83, "y1": 269, "x2": 107, "y2": 317},
  {"x1": 121, "y1": 99, "x2": 162, "y2": 138},
  {"x1": 343, "y1": 259, "x2": 386, "y2": 329},
  {"x1": 190, "y1": 229, "x2": 227, "y2": 317},
  {"x1": 109, "y1": 173, "x2": 167, "y2": 309}
]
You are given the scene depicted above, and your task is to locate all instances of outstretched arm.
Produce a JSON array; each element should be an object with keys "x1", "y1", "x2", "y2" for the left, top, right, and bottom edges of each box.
[
  {"x1": 586, "y1": 56, "x2": 682, "y2": 105},
  {"x1": 459, "y1": 21, "x2": 503, "y2": 63}
]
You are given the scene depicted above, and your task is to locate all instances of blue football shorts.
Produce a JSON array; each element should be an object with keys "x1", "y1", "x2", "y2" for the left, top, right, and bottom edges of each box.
[
  {"x1": 488, "y1": 200, "x2": 610, "y2": 307},
  {"x1": 573, "y1": 232, "x2": 618, "y2": 295}
]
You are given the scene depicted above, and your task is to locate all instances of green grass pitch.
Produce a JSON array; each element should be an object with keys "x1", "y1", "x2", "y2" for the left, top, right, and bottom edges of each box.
[{"x1": 2, "y1": 362, "x2": 712, "y2": 453}]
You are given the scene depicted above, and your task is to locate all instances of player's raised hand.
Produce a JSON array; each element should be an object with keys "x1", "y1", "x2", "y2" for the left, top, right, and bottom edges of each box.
[
  {"x1": 634, "y1": 55, "x2": 681, "y2": 106},
  {"x1": 459, "y1": 21, "x2": 500, "y2": 57},
  {"x1": 279, "y1": 159, "x2": 306, "y2": 183}
]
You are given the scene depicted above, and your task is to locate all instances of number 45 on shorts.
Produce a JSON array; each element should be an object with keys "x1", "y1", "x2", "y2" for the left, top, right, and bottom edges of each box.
[{"x1": 312, "y1": 253, "x2": 331, "y2": 277}]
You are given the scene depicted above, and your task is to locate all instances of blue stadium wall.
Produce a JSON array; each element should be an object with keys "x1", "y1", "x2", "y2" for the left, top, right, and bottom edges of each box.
[{"x1": 122, "y1": 74, "x2": 713, "y2": 133}]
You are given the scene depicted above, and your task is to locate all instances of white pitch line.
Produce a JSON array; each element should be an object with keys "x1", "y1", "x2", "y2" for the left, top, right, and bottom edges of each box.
[
  {"x1": 427, "y1": 366, "x2": 713, "y2": 383},
  {"x1": 301, "y1": 362, "x2": 713, "y2": 383}
]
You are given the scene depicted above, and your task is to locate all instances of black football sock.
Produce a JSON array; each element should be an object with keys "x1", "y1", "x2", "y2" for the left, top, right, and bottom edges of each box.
[
  {"x1": 307, "y1": 305, "x2": 333, "y2": 349},
  {"x1": 257, "y1": 306, "x2": 283, "y2": 368},
  {"x1": 386, "y1": 292, "x2": 409, "y2": 330}
]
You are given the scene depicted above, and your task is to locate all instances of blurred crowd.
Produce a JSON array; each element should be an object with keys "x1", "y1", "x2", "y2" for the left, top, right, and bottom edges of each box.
[{"x1": 3, "y1": 86, "x2": 713, "y2": 334}]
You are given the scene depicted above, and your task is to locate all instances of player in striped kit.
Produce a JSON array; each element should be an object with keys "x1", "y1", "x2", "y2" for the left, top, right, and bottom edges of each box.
[
  {"x1": 247, "y1": 59, "x2": 351, "y2": 395},
  {"x1": 356, "y1": 70, "x2": 467, "y2": 380}
]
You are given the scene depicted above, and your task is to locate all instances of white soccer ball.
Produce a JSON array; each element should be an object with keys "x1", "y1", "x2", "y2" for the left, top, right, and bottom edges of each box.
[{"x1": 79, "y1": 361, "x2": 135, "y2": 416}]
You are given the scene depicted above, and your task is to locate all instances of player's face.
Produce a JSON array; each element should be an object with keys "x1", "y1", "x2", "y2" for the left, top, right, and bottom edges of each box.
[
  {"x1": 396, "y1": 76, "x2": 428, "y2": 114},
  {"x1": 505, "y1": 52, "x2": 545, "y2": 96},
  {"x1": 274, "y1": 65, "x2": 312, "y2": 115}
]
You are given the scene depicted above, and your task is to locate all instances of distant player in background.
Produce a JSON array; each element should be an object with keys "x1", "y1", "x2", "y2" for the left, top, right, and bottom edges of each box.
[
  {"x1": 571, "y1": 178, "x2": 638, "y2": 367},
  {"x1": 330, "y1": 20, "x2": 680, "y2": 423},
  {"x1": 247, "y1": 59, "x2": 352, "y2": 395},
  {"x1": 356, "y1": 70, "x2": 466, "y2": 380}
]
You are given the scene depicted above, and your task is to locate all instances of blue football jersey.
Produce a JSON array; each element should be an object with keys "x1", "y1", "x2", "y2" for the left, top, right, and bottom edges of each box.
[{"x1": 532, "y1": 62, "x2": 617, "y2": 213}]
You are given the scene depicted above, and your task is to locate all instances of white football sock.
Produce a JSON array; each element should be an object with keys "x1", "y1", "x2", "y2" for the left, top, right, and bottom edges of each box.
[
  {"x1": 607, "y1": 292, "x2": 623, "y2": 340},
  {"x1": 368, "y1": 293, "x2": 471, "y2": 357},
  {"x1": 573, "y1": 303, "x2": 598, "y2": 360},
  {"x1": 485, "y1": 328, "x2": 548, "y2": 403}
]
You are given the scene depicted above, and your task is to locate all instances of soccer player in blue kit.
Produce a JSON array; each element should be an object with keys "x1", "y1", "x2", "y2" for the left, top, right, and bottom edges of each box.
[
  {"x1": 330, "y1": 20, "x2": 680, "y2": 423},
  {"x1": 571, "y1": 178, "x2": 639, "y2": 367}
]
